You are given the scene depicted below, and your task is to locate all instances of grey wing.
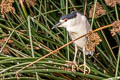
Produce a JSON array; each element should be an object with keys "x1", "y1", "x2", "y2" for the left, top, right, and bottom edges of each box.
[
  {"x1": 86, "y1": 20, "x2": 92, "y2": 32},
  {"x1": 85, "y1": 20, "x2": 91, "y2": 41}
]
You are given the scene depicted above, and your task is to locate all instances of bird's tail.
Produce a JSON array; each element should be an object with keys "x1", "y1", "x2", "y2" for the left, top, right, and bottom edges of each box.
[{"x1": 85, "y1": 50, "x2": 94, "y2": 56}]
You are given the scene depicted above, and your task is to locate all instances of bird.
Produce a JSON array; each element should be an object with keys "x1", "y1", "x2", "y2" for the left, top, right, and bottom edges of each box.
[{"x1": 52, "y1": 11, "x2": 92, "y2": 73}]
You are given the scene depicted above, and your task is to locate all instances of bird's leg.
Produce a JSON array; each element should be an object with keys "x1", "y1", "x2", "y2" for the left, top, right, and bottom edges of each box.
[
  {"x1": 73, "y1": 44, "x2": 78, "y2": 64},
  {"x1": 79, "y1": 46, "x2": 90, "y2": 74},
  {"x1": 83, "y1": 46, "x2": 86, "y2": 74},
  {"x1": 71, "y1": 44, "x2": 78, "y2": 71}
]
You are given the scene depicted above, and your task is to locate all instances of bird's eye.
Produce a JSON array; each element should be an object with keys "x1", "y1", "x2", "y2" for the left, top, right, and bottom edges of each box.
[{"x1": 64, "y1": 18, "x2": 68, "y2": 22}]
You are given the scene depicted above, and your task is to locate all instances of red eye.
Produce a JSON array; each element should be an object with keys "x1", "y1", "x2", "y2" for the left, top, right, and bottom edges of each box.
[{"x1": 64, "y1": 18, "x2": 68, "y2": 22}]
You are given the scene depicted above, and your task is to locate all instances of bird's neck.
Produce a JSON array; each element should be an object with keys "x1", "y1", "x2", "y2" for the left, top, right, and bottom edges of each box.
[{"x1": 66, "y1": 26, "x2": 80, "y2": 33}]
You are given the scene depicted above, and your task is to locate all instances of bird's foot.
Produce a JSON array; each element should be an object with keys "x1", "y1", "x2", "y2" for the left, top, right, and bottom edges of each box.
[
  {"x1": 78, "y1": 64, "x2": 90, "y2": 74},
  {"x1": 65, "y1": 61, "x2": 78, "y2": 72},
  {"x1": 65, "y1": 61, "x2": 90, "y2": 74}
]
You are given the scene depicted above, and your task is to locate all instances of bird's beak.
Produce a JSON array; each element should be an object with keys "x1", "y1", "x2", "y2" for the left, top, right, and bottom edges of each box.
[{"x1": 52, "y1": 22, "x2": 62, "y2": 30}]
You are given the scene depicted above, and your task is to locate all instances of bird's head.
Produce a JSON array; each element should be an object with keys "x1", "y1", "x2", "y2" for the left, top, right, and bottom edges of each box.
[{"x1": 52, "y1": 11, "x2": 79, "y2": 29}]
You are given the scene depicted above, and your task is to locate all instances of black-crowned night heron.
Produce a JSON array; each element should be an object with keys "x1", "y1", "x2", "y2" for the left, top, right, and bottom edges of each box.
[{"x1": 52, "y1": 11, "x2": 92, "y2": 73}]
